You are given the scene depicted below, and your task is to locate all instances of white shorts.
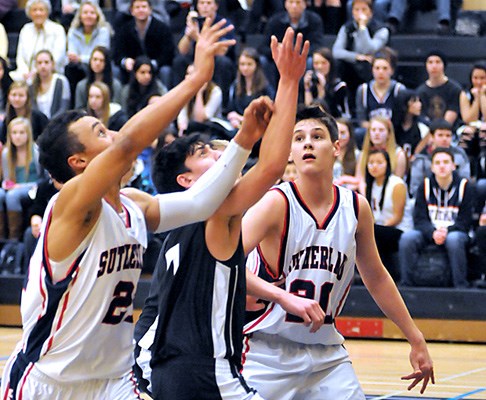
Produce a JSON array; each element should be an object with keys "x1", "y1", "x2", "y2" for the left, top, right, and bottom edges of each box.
[
  {"x1": 242, "y1": 332, "x2": 365, "y2": 400},
  {"x1": 1, "y1": 361, "x2": 142, "y2": 400}
]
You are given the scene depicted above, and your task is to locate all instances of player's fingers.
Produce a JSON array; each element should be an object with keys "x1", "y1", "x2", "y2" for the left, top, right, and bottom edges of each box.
[
  {"x1": 420, "y1": 375, "x2": 430, "y2": 394},
  {"x1": 293, "y1": 32, "x2": 303, "y2": 53},
  {"x1": 282, "y1": 27, "x2": 295, "y2": 51}
]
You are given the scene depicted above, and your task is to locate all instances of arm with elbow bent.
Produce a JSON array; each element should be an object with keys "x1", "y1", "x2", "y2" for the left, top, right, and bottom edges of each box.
[{"x1": 155, "y1": 138, "x2": 250, "y2": 232}]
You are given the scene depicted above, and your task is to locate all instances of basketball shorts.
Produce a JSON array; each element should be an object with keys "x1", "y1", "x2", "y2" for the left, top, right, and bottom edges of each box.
[
  {"x1": 242, "y1": 332, "x2": 365, "y2": 400},
  {"x1": 151, "y1": 355, "x2": 265, "y2": 400}
]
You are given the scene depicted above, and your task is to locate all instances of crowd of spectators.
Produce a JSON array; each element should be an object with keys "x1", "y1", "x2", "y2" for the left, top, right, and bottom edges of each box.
[{"x1": 0, "y1": 0, "x2": 485, "y2": 288}]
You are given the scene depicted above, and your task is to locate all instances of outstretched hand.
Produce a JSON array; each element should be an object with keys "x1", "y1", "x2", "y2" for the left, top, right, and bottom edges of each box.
[
  {"x1": 192, "y1": 18, "x2": 236, "y2": 85},
  {"x1": 279, "y1": 292, "x2": 325, "y2": 333},
  {"x1": 238, "y1": 96, "x2": 274, "y2": 149},
  {"x1": 401, "y1": 341, "x2": 435, "y2": 394},
  {"x1": 271, "y1": 28, "x2": 310, "y2": 83}
]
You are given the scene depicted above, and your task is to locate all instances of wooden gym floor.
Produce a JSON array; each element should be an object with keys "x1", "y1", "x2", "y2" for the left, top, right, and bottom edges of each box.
[{"x1": 1, "y1": 327, "x2": 485, "y2": 399}]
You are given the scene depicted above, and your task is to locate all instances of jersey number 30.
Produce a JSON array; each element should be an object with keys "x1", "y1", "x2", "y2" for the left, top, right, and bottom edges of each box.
[{"x1": 286, "y1": 279, "x2": 334, "y2": 324}]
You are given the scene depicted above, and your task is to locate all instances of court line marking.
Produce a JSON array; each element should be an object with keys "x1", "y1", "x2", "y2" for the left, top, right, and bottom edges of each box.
[{"x1": 448, "y1": 388, "x2": 486, "y2": 399}]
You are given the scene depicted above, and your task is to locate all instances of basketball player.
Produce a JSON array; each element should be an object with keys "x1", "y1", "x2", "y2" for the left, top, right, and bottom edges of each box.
[
  {"x1": 0, "y1": 20, "x2": 260, "y2": 400},
  {"x1": 240, "y1": 105, "x2": 435, "y2": 399},
  {"x1": 138, "y1": 29, "x2": 326, "y2": 399}
]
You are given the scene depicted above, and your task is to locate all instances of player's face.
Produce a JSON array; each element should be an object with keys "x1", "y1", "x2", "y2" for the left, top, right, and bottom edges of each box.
[
  {"x1": 183, "y1": 143, "x2": 222, "y2": 185},
  {"x1": 367, "y1": 152, "x2": 387, "y2": 179},
  {"x1": 69, "y1": 116, "x2": 115, "y2": 164},
  {"x1": 432, "y1": 129, "x2": 452, "y2": 148},
  {"x1": 431, "y1": 152, "x2": 455, "y2": 179},
  {"x1": 369, "y1": 119, "x2": 389, "y2": 147},
  {"x1": 291, "y1": 119, "x2": 339, "y2": 175}
]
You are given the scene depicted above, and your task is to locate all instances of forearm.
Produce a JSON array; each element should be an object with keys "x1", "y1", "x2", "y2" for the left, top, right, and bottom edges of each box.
[
  {"x1": 246, "y1": 270, "x2": 284, "y2": 302},
  {"x1": 155, "y1": 139, "x2": 250, "y2": 232}
]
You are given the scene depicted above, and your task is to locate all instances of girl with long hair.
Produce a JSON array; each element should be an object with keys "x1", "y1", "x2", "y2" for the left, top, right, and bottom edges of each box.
[
  {"x1": 459, "y1": 63, "x2": 486, "y2": 124},
  {"x1": 333, "y1": 117, "x2": 360, "y2": 191},
  {"x1": 86, "y1": 81, "x2": 128, "y2": 131},
  {"x1": 0, "y1": 117, "x2": 44, "y2": 239},
  {"x1": 75, "y1": 46, "x2": 122, "y2": 109},
  {"x1": 226, "y1": 47, "x2": 275, "y2": 129}
]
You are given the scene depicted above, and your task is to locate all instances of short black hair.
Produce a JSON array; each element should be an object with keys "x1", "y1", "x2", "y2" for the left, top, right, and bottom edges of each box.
[
  {"x1": 429, "y1": 119, "x2": 452, "y2": 134},
  {"x1": 431, "y1": 146, "x2": 454, "y2": 163},
  {"x1": 37, "y1": 110, "x2": 87, "y2": 184},
  {"x1": 152, "y1": 133, "x2": 210, "y2": 194},
  {"x1": 426, "y1": 50, "x2": 448, "y2": 68},
  {"x1": 295, "y1": 104, "x2": 339, "y2": 142}
]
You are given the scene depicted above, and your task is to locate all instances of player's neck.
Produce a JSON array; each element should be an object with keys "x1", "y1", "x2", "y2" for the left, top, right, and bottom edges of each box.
[{"x1": 295, "y1": 175, "x2": 334, "y2": 205}]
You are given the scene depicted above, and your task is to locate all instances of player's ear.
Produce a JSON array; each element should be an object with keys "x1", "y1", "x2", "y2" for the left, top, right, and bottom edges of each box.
[
  {"x1": 333, "y1": 139, "x2": 341, "y2": 158},
  {"x1": 176, "y1": 172, "x2": 193, "y2": 189},
  {"x1": 67, "y1": 154, "x2": 88, "y2": 173}
]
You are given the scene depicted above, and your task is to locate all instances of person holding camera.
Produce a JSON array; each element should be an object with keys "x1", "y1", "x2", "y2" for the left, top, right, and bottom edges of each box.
[{"x1": 302, "y1": 47, "x2": 350, "y2": 119}]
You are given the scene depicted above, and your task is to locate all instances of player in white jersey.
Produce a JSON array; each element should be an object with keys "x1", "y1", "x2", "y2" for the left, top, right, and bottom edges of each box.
[
  {"x1": 240, "y1": 105, "x2": 435, "y2": 399},
  {"x1": 0, "y1": 20, "x2": 258, "y2": 400}
]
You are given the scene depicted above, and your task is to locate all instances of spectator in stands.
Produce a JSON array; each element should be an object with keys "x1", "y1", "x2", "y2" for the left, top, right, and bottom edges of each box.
[
  {"x1": 332, "y1": 0, "x2": 389, "y2": 112},
  {"x1": 345, "y1": 0, "x2": 392, "y2": 24},
  {"x1": 173, "y1": 0, "x2": 236, "y2": 107},
  {"x1": 333, "y1": 117, "x2": 360, "y2": 191},
  {"x1": 74, "y1": 46, "x2": 123, "y2": 109},
  {"x1": 302, "y1": 47, "x2": 350, "y2": 119},
  {"x1": 392, "y1": 89, "x2": 429, "y2": 159},
  {"x1": 416, "y1": 51, "x2": 462, "y2": 130},
  {"x1": 0, "y1": 22, "x2": 7, "y2": 59},
  {"x1": 399, "y1": 147, "x2": 473, "y2": 288},
  {"x1": 356, "y1": 116, "x2": 407, "y2": 193},
  {"x1": 0, "y1": 57, "x2": 12, "y2": 119},
  {"x1": 121, "y1": 55, "x2": 167, "y2": 118},
  {"x1": 177, "y1": 63, "x2": 223, "y2": 136},
  {"x1": 10, "y1": 0, "x2": 67, "y2": 83},
  {"x1": 113, "y1": 0, "x2": 175, "y2": 85},
  {"x1": 355, "y1": 48, "x2": 405, "y2": 146},
  {"x1": 114, "y1": 0, "x2": 170, "y2": 29},
  {"x1": 31, "y1": 50, "x2": 71, "y2": 119},
  {"x1": 86, "y1": 81, "x2": 128, "y2": 131},
  {"x1": 257, "y1": 0, "x2": 325, "y2": 89},
  {"x1": 459, "y1": 63, "x2": 486, "y2": 125},
  {"x1": 409, "y1": 119, "x2": 470, "y2": 197},
  {"x1": 365, "y1": 148, "x2": 412, "y2": 280},
  {"x1": 226, "y1": 47, "x2": 275, "y2": 130},
  {"x1": 65, "y1": 0, "x2": 112, "y2": 106},
  {"x1": 1, "y1": 81, "x2": 48, "y2": 144},
  {"x1": 0, "y1": 118, "x2": 44, "y2": 240}
]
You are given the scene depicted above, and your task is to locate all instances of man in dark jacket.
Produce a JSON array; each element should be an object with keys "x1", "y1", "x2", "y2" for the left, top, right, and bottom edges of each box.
[
  {"x1": 399, "y1": 147, "x2": 474, "y2": 288},
  {"x1": 113, "y1": 0, "x2": 175, "y2": 84}
]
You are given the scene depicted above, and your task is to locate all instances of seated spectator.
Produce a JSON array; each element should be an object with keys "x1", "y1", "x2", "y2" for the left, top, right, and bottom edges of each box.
[
  {"x1": 345, "y1": 0, "x2": 391, "y2": 23},
  {"x1": 392, "y1": 89, "x2": 429, "y2": 159},
  {"x1": 10, "y1": 0, "x2": 67, "y2": 83},
  {"x1": 257, "y1": 0, "x2": 325, "y2": 89},
  {"x1": 365, "y1": 148, "x2": 411, "y2": 280},
  {"x1": 332, "y1": 0, "x2": 389, "y2": 111},
  {"x1": 1, "y1": 81, "x2": 49, "y2": 144},
  {"x1": 356, "y1": 116, "x2": 407, "y2": 192},
  {"x1": 459, "y1": 63, "x2": 486, "y2": 125},
  {"x1": 355, "y1": 48, "x2": 405, "y2": 146},
  {"x1": 113, "y1": 0, "x2": 170, "y2": 29},
  {"x1": 173, "y1": 0, "x2": 236, "y2": 107},
  {"x1": 226, "y1": 47, "x2": 275, "y2": 130},
  {"x1": 121, "y1": 56, "x2": 167, "y2": 118},
  {"x1": 113, "y1": 0, "x2": 175, "y2": 85},
  {"x1": 0, "y1": 56, "x2": 13, "y2": 120},
  {"x1": 399, "y1": 147, "x2": 474, "y2": 288},
  {"x1": 302, "y1": 47, "x2": 350, "y2": 119},
  {"x1": 0, "y1": 118, "x2": 44, "y2": 240},
  {"x1": 65, "y1": 0, "x2": 112, "y2": 106},
  {"x1": 74, "y1": 46, "x2": 123, "y2": 109},
  {"x1": 30, "y1": 50, "x2": 71, "y2": 119},
  {"x1": 177, "y1": 64, "x2": 223, "y2": 135},
  {"x1": 86, "y1": 81, "x2": 128, "y2": 131},
  {"x1": 416, "y1": 51, "x2": 462, "y2": 131},
  {"x1": 409, "y1": 119, "x2": 470, "y2": 197},
  {"x1": 333, "y1": 117, "x2": 360, "y2": 191}
]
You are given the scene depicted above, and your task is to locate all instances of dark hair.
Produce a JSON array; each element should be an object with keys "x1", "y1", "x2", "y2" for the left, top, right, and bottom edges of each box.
[
  {"x1": 295, "y1": 104, "x2": 339, "y2": 142},
  {"x1": 392, "y1": 88, "x2": 419, "y2": 127},
  {"x1": 37, "y1": 110, "x2": 87, "y2": 183},
  {"x1": 130, "y1": 0, "x2": 151, "y2": 8},
  {"x1": 365, "y1": 148, "x2": 391, "y2": 211},
  {"x1": 0, "y1": 57, "x2": 13, "y2": 110},
  {"x1": 235, "y1": 47, "x2": 268, "y2": 98},
  {"x1": 425, "y1": 50, "x2": 448, "y2": 68},
  {"x1": 372, "y1": 46, "x2": 398, "y2": 71},
  {"x1": 431, "y1": 146, "x2": 454, "y2": 163},
  {"x1": 312, "y1": 47, "x2": 337, "y2": 83},
  {"x1": 429, "y1": 118, "x2": 452, "y2": 134},
  {"x1": 152, "y1": 133, "x2": 209, "y2": 194},
  {"x1": 335, "y1": 117, "x2": 357, "y2": 175},
  {"x1": 126, "y1": 56, "x2": 160, "y2": 117},
  {"x1": 469, "y1": 62, "x2": 486, "y2": 90},
  {"x1": 32, "y1": 49, "x2": 55, "y2": 99},
  {"x1": 87, "y1": 46, "x2": 115, "y2": 98}
]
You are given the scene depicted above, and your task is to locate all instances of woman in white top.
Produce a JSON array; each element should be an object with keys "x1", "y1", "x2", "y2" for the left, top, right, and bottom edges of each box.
[
  {"x1": 365, "y1": 148, "x2": 411, "y2": 280},
  {"x1": 10, "y1": 0, "x2": 66, "y2": 83},
  {"x1": 31, "y1": 50, "x2": 71, "y2": 119},
  {"x1": 177, "y1": 63, "x2": 223, "y2": 136}
]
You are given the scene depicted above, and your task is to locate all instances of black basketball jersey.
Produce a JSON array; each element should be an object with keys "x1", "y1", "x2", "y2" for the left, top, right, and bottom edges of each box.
[{"x1": 151, "y1": 222, "x2": 246, "y2": 369}]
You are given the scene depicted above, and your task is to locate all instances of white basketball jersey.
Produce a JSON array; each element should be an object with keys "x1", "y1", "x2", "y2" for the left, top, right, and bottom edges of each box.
[
  {"x1": 244, "y1": 182, "x2": 359, "y2": 345},
  {"x1": 18, "y1": 194, "x2": 147, "y2": 382}
]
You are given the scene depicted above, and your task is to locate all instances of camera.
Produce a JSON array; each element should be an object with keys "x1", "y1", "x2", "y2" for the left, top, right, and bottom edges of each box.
[{"x1": 311, "y1": 72, "x2": 319, "y2": 87}]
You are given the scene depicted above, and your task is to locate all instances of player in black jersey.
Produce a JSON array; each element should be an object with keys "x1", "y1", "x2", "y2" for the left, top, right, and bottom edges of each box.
[{"x1": 135, "y1": 29, "x2": 326, "y2": 399}]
